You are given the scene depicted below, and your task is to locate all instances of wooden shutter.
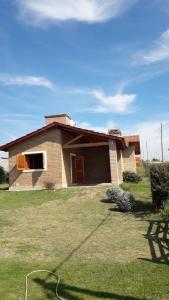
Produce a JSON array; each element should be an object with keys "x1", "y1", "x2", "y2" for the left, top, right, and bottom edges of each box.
[{"x1": 16, "y1": 154, "x2": 26, "y2": 170}]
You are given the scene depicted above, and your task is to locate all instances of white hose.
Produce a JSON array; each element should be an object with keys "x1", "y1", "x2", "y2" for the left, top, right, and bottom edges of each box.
[{"x1": 24, "y1": 269, "x2": 66, "y2": 300}]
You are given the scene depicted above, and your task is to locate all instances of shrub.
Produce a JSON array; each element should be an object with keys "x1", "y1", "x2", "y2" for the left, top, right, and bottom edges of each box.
[
  {"x1": 137, "y1": 165, "x2": 146, "y2": 179},
  {"x1": 123, "y1": 171, "x2": 141, "y2": 183},
  {"x1": 142, "y1": 160, "x2": 150, "y2": 178},
  {"x1": 106, "y1": 187, "x2": 135, "y2": 212},
  {"x1": 161, "y1": 202, "x2": 169, "y2": 219},
  {"x1": 106, "y1": 187, "x2": 123, "y2": 202},
  {"x1": 115, "y1": 191, "x2": 135, "y2": 212},
  {"x1": 150, "y1": 163, "x2": 169, "y2": 211},
  {"x1": 0, "y1": 166, "x2": 6, "y2": 184},
  {"x1": 44, "y1": 182, "x2": 55, "y2": 190}
]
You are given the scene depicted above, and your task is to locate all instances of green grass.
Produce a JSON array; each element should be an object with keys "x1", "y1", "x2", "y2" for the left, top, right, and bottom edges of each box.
[{"x1": 0, "y1": 180, "x2": 169, "y2": 299}]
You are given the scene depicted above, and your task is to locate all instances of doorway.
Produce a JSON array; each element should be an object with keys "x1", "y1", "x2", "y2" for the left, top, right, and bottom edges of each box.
[{"x1": 71, "y1": 155, "x2": 85, "y2": 184}]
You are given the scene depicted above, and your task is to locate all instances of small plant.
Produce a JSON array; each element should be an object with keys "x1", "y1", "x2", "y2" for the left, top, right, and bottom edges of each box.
[
  {"x1": 44, "y1": 182, "x2": 55, "y2": 190},
  {"x1": 123, "y1": 171, "x2": 141, "y2": 183},
  {"x1": 106, "y1": 187, "x2": 135, "y2": 212},
  {"x1": 150, "y1": 163, "x2": 169, "y2": 211}
]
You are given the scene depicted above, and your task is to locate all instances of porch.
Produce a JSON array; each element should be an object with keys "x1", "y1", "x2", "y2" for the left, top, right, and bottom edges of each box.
[{"x1": 61, "y1": 128, "x2": 121, "y2": 187}]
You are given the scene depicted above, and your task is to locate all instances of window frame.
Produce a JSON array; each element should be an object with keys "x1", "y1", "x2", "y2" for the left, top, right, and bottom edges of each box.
[{"x1": 21, "y1": 151, "x2": 47, "y2": 173}]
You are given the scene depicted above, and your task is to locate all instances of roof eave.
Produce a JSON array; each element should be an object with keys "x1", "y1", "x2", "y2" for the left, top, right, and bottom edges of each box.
[{"x1": 0, "y1": 121, "x2": 126, "y2": 152}]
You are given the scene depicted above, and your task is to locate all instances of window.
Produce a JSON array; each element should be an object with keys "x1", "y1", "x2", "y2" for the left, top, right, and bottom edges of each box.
[{"x1": 16, "y1": 151, "x2": 46, "y2": 171}]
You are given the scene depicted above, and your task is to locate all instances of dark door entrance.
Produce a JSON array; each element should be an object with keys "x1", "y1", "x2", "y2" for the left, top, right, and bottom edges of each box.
[{"x1": 71, "y1": 155, "x2": 85, "y2": 184}]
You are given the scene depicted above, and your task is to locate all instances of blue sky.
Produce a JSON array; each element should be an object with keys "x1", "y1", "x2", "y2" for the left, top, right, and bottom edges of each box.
[{"x1": 1, "y1": 0, "x2": 169, "y2": 159}]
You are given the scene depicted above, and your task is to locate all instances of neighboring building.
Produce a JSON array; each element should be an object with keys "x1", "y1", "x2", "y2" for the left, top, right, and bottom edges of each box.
[
  {"x1": 0, "y1": 157, "x2": 9, "y2": 172},
  {"x1": 123, "y1": 135, "x2": 141, "y2": 167},
  {"x1": 135, "y1": 156, "x2": 142, "y2": 167},
  {"x1": 0, "y1": 114, "x2": 141, "y2": 191}
]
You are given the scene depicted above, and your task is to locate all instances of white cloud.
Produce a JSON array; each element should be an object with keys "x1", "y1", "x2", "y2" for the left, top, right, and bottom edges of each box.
[
  {"x1": 124, "y1": 120, "x2": 169, "y2": 161},
  {"x1": 68, "y1": 88, "x2": 136, "y2": 113},
  {"x1": 16, "y1": 0, "x2": 137, "y2": 25},
  {"x1": 72, "y1": 88, "x2": 136, "y2": 113},
  {"x1": 90, "y1": 90, "x2": 136, "y2": 113},
  {"x1": 76, "y1": 120, "x2": 117, "y2": 133},
  {"x1": 0, "y1": 74, "x2": 54, "y2": 89},
  {"x1": 135, "y1": 29, "x2": 169, "y2": 65}
]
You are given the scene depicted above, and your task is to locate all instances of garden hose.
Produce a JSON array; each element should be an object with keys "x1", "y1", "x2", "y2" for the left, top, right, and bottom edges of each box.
[{"x1": 24, "y1": 269, "x2": 66, "y2": 300}]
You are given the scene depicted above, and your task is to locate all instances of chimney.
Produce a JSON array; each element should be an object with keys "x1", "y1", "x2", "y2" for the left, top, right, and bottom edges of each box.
[
  {"x1": 108, "y1": 129, "x2": 122, "y2": 136},
  {"x1": 45, "y1": 114, "x2": 72, "y2": 125}
]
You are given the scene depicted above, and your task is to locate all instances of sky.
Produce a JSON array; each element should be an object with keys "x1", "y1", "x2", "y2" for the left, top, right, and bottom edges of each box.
[{"x1": 1, "y1": 0, "x2": 169, "y2": 160}]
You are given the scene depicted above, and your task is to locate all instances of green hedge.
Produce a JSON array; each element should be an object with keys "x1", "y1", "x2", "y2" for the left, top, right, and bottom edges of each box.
[
  {"x1": 150, "y1": 163, "x2": 169, "y2": 210},
  {"x1": 0, "y1": 166, "x2": 8, "y2": 184},
  {"x1": 123, "y1": 171, "x2": 142, "y2": 183}
]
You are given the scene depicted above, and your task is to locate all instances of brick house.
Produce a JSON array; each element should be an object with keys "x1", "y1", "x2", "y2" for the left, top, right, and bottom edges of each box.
[{"x1": 0, "y1": 114, "x2": 141, "y2": 191}]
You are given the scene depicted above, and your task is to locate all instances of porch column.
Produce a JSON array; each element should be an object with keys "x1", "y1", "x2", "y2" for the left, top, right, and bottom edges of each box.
[{"x1": 109, "y1": 140, "x2": 119, "y2": 185}]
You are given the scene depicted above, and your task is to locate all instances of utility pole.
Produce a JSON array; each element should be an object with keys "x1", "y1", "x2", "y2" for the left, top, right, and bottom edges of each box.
[
  {"x1": 161, "y1": 122, "x2": 164, "y2": 162},
  {"x1": 146, "y1": 141, "x2": 149, "y2": 162}
]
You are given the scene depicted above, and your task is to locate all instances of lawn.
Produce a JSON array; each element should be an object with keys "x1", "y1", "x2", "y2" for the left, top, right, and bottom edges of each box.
[{"x1": 0, "y1": 180, "x2": 169, "y2": 300}]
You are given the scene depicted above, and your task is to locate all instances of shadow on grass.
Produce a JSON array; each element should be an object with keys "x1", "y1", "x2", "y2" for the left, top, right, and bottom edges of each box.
[
  {"x1": 100, "y1": 198, "x2": 154, "y2": 219},
  {"x1": 0, "y1": 185, "x2": 9, "y2": 191},
  {"x1": 33, "y1": 278, "x2": 145, "y2": 300},
  {"x1": 133, "y1": 199, "x2": 153, "y2": 218},
  {"x1": 32, "y1": 211, "x2": 147, "y2": 300},
  {"x1": 140, "y1": 219, "x2": 169, "y2": 265},
  {"x1": 100, "y1": 199, "x2": 114, "y2": 204},
  {"x1": 49, "y1": 212, "x2": 112, "y2": 273}
]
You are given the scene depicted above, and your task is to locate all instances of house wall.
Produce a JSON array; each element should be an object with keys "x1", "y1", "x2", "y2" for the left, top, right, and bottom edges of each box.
[
  {"x1": 109, "y1": 140, "x2": 119, "y2": 185},
  {"x1": 61, "y1": 131, "x2": 83, "y2": 186},
  {"x1": 122, "y1": 145, "x2": 136, "y2": 173},
  {"x1": 117, "y1": 149, "x2": 123, "y2": 184},
  {"x1": 8, "y1": 127, "x2": 63, "y2": 191}
]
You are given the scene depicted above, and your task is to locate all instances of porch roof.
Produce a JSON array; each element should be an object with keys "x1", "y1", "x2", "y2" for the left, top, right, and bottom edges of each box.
[
  {"x1": 124, "y1": 135, "x2": 141, "y2": 155},
  {"x1": 0, "y1": 121, "x2": 127, "y2": 152}
]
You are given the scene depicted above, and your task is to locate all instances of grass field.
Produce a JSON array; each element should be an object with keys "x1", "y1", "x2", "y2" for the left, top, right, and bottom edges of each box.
[{"x1": 0, "y1": 180, "x2": 169, "y2": 300}]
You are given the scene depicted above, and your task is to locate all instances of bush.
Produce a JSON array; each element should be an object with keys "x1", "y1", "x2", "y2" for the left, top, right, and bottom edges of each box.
[
  {"x1": 44, "y1": 182, "x2": 55, "y2": 190},
  {"x1": 161, "y1": 202, "x2": 169, "y2": 219},
  {"x1": 137, "y1": 165, "x2": 147, "y2": 179},
  {"x1": 150, "y1": 163, "x2": 169, "y2": 211},
  {"x1": 123, "y1": 171, "x2": 141, "y2": 183},
  {"x1": 142, "y1": 160, "x2": 150, "y2": 178},
  {"x1": 106, "y1": 187, "x2": 122, "y2": 202},
  {"x1": 115, "y1": 191, "x2": 135, "y2": 212},
  {"x1": 106, "y1": 187, "x2": 135, "y2": 212},
  {"x1": 0, "y1": 166, "x2": 6, "y2": 184}
]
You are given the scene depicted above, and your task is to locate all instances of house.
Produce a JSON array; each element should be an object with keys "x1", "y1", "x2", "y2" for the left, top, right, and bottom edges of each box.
[
  {"x1": 0, "y1": 114, "x2": 141, "y2": 191},
  {"x1": 123, "y1": 135, "x2": 142, "y2": 167}
]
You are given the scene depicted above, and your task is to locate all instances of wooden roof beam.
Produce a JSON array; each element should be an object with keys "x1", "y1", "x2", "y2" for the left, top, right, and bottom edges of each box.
[
  {"x1": 63, "y1": 141, "x2": 109, "y2": 149},
  {"x1": 63, "y1": 134, "x2": 84, "y2": 146}
]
